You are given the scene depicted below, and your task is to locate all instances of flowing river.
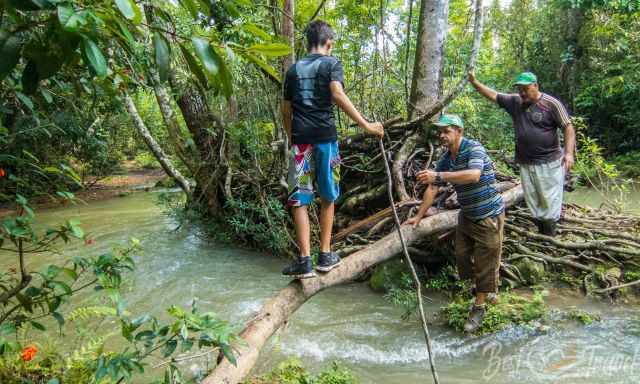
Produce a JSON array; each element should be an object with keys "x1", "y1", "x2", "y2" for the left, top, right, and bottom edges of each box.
[{"x1": 2, "y1": 188, "x2": 640, "y2": 383}]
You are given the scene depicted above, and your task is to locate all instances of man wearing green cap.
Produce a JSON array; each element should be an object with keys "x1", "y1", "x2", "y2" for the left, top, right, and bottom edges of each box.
[
  {"x1": 467, "y1": 71, "x2": 575, "y2": 236},
  {"x1": 405, "y1": 114, "x2": 505, "y2": 333}
]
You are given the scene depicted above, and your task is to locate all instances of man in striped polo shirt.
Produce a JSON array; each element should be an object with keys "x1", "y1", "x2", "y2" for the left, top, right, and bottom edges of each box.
[
  {"x1": 405, "y1": 114, "x2": 505, "y2": 333},
  {"x1": 468, "y1": 71, "x2": 576, "y2": 236}
]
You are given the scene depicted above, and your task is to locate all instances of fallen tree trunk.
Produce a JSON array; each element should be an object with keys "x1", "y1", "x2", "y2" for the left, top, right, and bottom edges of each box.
[{"x1": 202, "y1": 185, "x2": 523, "y2": 384}]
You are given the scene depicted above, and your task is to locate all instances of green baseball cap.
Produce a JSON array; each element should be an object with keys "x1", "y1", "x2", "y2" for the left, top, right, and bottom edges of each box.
[
  {"x1": 513, "y1": 72, "x2": 538, "y2": 86},
  {"x1": 433, "y1": 114, "x2": 464, "y2": 129}
]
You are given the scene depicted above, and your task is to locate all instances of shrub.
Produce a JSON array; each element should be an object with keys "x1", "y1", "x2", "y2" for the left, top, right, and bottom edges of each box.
[
  {"x1": 134, "y1": 152, "x2": 161, "y2": 169},
  {"x1": 441, "y1": 291, "x2": 547, "y2": 334},
  {"x1": 244, "y1": 358, "x2": 357, "y2": 384}
]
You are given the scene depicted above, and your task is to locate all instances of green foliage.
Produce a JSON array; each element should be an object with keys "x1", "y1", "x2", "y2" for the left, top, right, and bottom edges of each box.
[
  {"x1": 441, "y1": 291, "x2": 547, "y2": 334},
  {"x1": 572, "y1": 117, "x2": 631, "y2": 210},
  {"x1": 134, "y1": 152, "x2": 161, "y2": 170},
  {"x1": 566, "y1": 307, "x2": 600, "y2": 325},
  {"x1": 610, "y1": 151, "x2": 640, "y2": 179},
  {"x1": 244, "y1": 358, "x2": 357, "y2": 384},
  {"x1": 623, "y1": 269, "x2": 640, "y2": 282},
  {"x1": 225, "y1": 197, "x2": 291, "y2": 255},
  {"x1": 0, "y1": 194, "x2": 239, "y2": 383}
]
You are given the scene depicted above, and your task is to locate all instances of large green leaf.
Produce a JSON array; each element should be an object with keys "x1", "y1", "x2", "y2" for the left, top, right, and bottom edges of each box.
[
  {"x1": 248, "y1": 43, "x2": 291, "y2": 57},
  {"x1": 81, "y1": 37, "x2": 107, "y2": 78},
  {"x1": 114, "y1": 0, "x2": 142, "y2": 24},
  {"x1": 153, "y1": 34, "x2": 170, "y2": 82},
  {"x1": 191, "y1": 37, "x2": 220, "y2": 76},
  {"x1": 115, "y1": 19, "x2": 135, "y2": 45},
  {"x1": 191, "y1": 37, "x2": 233, "y2": 97},
  {"x1": 179, "y1": 43, "x2": 208, "y2": 89},
  {"x1": 0, "y1": 30, "x2": 21, "y2": 80},
  {"x1": 242, "y1": 23, "x2": 271, "y2": 41},
  {"x1": 15, "y1": 92, "x2": 34, "y2": 111},
  {"x1": 57, "y1": 4, "x2": 88, "y2": 32}
]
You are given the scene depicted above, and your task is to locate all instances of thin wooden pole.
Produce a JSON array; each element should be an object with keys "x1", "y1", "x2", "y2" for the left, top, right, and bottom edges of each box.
[{"x1": 379, "y1": 138, "x2": 440, "y2": 384}]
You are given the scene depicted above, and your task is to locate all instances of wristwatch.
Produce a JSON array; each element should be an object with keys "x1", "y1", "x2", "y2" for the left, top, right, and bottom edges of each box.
[{"x1": 435, "y1": 172, "x2": 443, "y2": 183}]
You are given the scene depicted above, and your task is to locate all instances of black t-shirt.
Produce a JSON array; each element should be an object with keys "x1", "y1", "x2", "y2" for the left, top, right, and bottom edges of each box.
[
  {"x1": 497, "y1": 92, "x2": 572, "y2": 164},
  {"x1": 283, "y1": 54, "x2": 344, "y2": 144}
]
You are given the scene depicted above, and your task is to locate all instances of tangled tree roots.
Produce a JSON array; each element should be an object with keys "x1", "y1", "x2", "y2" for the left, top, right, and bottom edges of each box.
[{"x1": 334, "y1": 130, "x2": 640, "y2": 298}]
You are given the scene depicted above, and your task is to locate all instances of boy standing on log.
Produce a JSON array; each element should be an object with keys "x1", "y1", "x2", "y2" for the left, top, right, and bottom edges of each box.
[
  {"x1": 468, "y1": 71, "x2": 575, "y2": 236},
  {"x1": 281, "y1": 20, "x2": 384, "y2": 279},
  {"x1": 405, "y1": 114, "x2": 505, "y2": 333}
]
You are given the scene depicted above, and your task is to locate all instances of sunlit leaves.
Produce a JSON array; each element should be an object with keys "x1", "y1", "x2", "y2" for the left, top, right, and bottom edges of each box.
[
  {"x1": 242, "y1": 23, "x2": 272, "y2": 41},
  {"x1": 248, "y1": 43, "x2": 292, "y2": 57},
  {"x1": 114, "y1": 0, "x2": 142, "y2": 24},
  {"x1": 57, "y1": 4, "x2": 89, "y2": 32}
]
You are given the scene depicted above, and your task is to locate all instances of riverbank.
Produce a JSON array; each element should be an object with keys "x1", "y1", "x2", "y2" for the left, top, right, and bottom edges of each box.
[{"x1": 0, "y1": 165, "x2": 168, "y2": 218}]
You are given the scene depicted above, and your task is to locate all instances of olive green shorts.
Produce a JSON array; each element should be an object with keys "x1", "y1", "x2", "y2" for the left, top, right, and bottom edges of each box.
[{"x1": 455, "y1": 212, "x2": 505, "y2": 293}]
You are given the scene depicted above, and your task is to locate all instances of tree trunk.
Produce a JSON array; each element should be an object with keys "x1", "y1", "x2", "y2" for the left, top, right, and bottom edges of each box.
[
  {"x1": 202, "y1": 185, "x2": 524, "y2": 384},
  {"x1": 279, "y1": 0, "x2": 295, "y2": 187},
  {"x1": 282, "y1": 0, "x2": 295, "y2": 72},
  {"x1": 393, "y1": 0, "x2": 450, "y2": 201},
  {"x1": 151, "y1": 76, "x2": 196, "y2": 175},
  {"x1": 171, "y1": 80, "x2": 228, "y2": 217},
  {"x1": 123, "y1": 94, "x2": 192, "y2": 196},
  {"x1": 559, "y1": 6, "x2": 584, "y2": 110}
]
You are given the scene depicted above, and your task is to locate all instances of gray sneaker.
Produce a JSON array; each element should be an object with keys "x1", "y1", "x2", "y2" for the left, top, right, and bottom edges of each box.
[
  {"x1": 464, "y1": 304, "x2": 487, "y2": 333},
  {"x1": 316, "y1": 251, "x2": 341, "y2": 272},
  {"x1": 282, "y1": 257, "x2": 316, "y2": 279}
]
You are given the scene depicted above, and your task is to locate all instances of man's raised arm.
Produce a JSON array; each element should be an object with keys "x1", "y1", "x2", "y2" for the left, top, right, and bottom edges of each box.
[{"x1": 468, "y1": 71, "x2": 498, "y2": 103}]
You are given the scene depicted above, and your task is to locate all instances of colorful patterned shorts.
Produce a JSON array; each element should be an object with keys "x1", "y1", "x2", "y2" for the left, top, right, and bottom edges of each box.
[{"x1": 287, "y1": 141, "x2": 341, "y2": 207}]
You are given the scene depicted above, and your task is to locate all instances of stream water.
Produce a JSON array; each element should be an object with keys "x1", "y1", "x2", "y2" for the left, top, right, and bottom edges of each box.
[{"x1": 2, "y1": 190, "x2": 639, "y2": 383}]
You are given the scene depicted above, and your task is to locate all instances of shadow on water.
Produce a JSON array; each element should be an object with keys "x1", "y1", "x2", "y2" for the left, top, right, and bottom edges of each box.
[{"x1": 2, "y1": 192, "x2": 640, "y2": 383}]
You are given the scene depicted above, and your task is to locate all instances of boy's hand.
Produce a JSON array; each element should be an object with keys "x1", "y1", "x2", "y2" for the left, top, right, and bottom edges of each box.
[{"x1": 363, "y1": 121, "x2": 384, "y2": 138}]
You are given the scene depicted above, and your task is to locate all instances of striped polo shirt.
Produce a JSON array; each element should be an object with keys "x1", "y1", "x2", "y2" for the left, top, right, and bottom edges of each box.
[{"x1": 436, "y1": 138, "x2": 505, "y2": 221}]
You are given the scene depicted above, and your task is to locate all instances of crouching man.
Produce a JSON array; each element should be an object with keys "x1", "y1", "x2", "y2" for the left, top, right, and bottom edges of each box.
[{"x1": 404, "y1": 114, "x2": 505, "y2": 333}]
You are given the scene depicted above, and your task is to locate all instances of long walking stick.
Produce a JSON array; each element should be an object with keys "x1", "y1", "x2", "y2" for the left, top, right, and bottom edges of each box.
[{"x1": 379, "y1": 138, "x2": 440, "y2": 384}]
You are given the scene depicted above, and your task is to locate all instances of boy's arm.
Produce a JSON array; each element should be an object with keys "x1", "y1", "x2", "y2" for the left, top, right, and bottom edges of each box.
[
  {"x1": 404, "y1": 184, "x2": 438, "y2": 228},
  {"x1": 282, "y1": 100, "x2": 293, "y2": 144},
  {"x1": 468, "y1": 71, "x2": 498, "y2": 103},
  {"x1": 329, "y1": 81, "x2": 384, "y2": 138}
]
